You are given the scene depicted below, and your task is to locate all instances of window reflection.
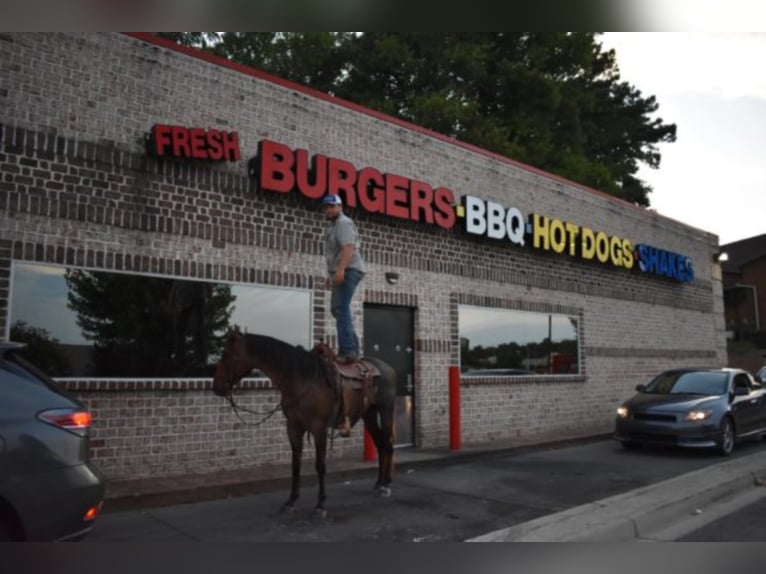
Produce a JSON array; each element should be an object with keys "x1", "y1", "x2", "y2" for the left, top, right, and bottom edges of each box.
[
  {"x1": 9, "y1": 262, "x2": 311, "y2": 378},
  {"x1": 459, "y1": 305, "x2": 579, "y2": 375}
]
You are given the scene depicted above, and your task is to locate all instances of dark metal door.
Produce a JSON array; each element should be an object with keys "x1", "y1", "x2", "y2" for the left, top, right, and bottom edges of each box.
[{"x1": 363, "y1": 304, "x2": 415, "y2": 447}]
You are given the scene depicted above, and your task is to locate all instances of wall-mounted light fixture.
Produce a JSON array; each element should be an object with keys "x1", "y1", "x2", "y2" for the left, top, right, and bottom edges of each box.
[
  {"x1": 714, "y1": 250, "x2": 729, "y2": 263},
  {"x1": 385, "y1": 272, "x2": 400, "y2": 285}
]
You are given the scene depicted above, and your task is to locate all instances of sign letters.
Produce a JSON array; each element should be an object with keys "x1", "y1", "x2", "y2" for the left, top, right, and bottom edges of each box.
[{"x1": 148, "y1": 125, "x2": 240, "y2": 161}]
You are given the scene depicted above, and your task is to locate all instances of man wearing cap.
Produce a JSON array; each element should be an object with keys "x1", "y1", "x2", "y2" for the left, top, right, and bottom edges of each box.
[
  {"x1": 321, "y1": 193, "x2": 364, "y2": 436},
  {"x1": 322, "y1": 193, "x2": 365, "y2": 362}
]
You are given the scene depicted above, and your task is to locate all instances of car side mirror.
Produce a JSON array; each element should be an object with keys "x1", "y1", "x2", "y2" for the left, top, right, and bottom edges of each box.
[
  {"x1": 733, "y1": 387, "x2": 750, "y2": 396},
  {"x1": 635, "y1": 384, "x2": 646, "y2": 392}
]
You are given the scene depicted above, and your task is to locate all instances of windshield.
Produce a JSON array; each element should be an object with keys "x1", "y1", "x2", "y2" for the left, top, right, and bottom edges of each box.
[{"x1": 643, "y1": 371, "x2": 728, "y2": 396}]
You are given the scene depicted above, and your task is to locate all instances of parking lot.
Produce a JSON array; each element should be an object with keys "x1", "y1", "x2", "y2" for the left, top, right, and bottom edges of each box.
[{"x1": 88, "y1": 437, "x2": 766, "y2": 542}]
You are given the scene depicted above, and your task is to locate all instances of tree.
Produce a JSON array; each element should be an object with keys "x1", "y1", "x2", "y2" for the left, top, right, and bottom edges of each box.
[
  {"x1": 160, "y1": 32, "x2": 675, "y2": 206},
  {"x1": 9, "y1": 321, "x2": 73, "y2": 376},
  {"x1": 65, "y1": 270, "x2": 234, "y2": 377}
]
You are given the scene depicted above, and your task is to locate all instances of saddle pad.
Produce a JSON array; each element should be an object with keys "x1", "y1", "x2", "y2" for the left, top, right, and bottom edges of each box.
[{"x1": 335, "y1": 358, "x2": 380, "y2": 381}]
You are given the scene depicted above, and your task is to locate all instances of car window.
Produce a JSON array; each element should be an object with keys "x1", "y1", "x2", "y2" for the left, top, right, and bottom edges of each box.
[
  {"x1": 0, "y1": 350, "x2": 74, "y2": 400},
  {"x1": 733, "y1": 373, "x2": 752, "y2": 392},
  {"x1": 645, "y1": 371, "x2": 728, "y2": 395}
]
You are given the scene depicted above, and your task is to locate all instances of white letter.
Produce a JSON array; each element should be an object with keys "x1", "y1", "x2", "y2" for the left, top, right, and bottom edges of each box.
[{"x1": 465, "y1": 196, "x2": 486, "y2": 236}]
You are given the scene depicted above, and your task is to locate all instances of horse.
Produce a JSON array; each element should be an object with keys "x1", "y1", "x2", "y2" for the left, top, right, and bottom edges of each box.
[{"x1": 212, "y1": 326, "x2": 398, "y2": 516}]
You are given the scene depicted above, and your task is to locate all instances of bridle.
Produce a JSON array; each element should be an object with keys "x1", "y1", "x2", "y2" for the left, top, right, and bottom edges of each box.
[
  {"x1": 214, "y1": 330, "x2": 314, "y2": 427},
  {"x1": 215, "y1": 331, "x2": 282, "y2": 427}
]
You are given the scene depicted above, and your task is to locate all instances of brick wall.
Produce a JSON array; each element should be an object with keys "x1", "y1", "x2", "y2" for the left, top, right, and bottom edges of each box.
[{"x1": 0, "y1": 33, "x2": 728, "y2": 481}]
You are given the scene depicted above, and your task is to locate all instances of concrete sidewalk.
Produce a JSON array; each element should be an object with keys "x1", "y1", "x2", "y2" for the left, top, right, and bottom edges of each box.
[{"x1": 467, "y1": 449, "x2": 766, "y2": 542}]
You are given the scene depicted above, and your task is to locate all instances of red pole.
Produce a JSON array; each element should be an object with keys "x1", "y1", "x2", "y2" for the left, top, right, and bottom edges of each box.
[
  {"x1": 449, "y1": 366, "x2": 461, "y2": 450},
  {"x1": 363, "y1": 427, "x2": 377, "y2": 461}
]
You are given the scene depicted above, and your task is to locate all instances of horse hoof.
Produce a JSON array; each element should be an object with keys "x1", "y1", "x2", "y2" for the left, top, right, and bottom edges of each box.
[
  {"x1": 378, "y1": 486, "x2": 391, "y2": 498},
  {"x1": 314, "y1": 507, "x2": 328, "y2": 519},
  {"x1": 281, "y1": 504, "x2": 296, "y2": 514}
]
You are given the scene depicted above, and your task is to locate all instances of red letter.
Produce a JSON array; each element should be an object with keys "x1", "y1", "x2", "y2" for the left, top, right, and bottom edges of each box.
[
  {"x1": 384, "y1": 174, "x2": 410, "y2": 220},
  {"x1": 256, "y1": 139, "x2": 295, "y2": 193},
  {"x1": 433, "y1": 187, "x2": 456, "y2": 229},
  {"x1": 189, "y1": 128, "x2": 207, "y2": 159},
  {"x1": 221, "y1": 132, "x2": 240, "y2": 161},
  {"x1": 171, "y1": 126, "x2": 191, "y2": 157},
  {"x1": 409, "y1": 180, "x2": 434, "y2": 224},
  {"x1": 152, "y1": 125, "x2": 172, "y2": 156},
  {"x1": 357, "y1": 167, "x2": 385, "y2": 214},
  {"x1": 206, "y1": 129, "x2": 224, "y2": 160},
  {"x1": 295, "y1": 149, "x2": 327, "y2": 199},
  {"x1": 328, "y1": 157, "x2": 358, "y2": 207}
]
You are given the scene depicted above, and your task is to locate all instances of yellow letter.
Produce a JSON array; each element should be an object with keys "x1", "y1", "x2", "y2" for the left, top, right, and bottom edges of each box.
[
  {"x1": 581, "y1": 227, "x2": 595, "y2": 260},
  {"x1": 533, "y1": 214, "x2": 550, "y2": 250}
]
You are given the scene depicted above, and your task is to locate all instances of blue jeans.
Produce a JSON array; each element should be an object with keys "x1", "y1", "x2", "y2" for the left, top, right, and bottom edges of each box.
[{"x1": 330, "y1": 268, "x2": 364, "y2": 357}]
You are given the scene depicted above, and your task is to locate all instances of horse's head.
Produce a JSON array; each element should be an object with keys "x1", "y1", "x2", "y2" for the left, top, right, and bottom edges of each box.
[{"x1": 213, "y1": 326, "x2": 249, "y2": 397}]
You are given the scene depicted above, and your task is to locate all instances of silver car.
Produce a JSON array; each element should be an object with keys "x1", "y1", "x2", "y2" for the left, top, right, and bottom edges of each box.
[
  {"x1": 615, "y1": 368, "x2": 766, "y2": 456},
  {"x1": 0, "y1": 341, "x2": 105, "y2": 541}
]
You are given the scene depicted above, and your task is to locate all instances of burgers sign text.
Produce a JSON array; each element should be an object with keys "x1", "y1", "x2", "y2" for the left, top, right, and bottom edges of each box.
[{"x1": 249, "y1": 139, "x2": 694, "y2": 283}]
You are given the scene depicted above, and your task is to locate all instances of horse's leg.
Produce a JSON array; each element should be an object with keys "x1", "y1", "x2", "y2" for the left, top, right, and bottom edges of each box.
[
  {"x1": 363, "y1": 408, "x2": 389, "y2": 495},
  {"x1": 378, "y1": 404, "x2": 395, "y2": 496},
  {"x1": 312, "y1": 427, "x2": 329, "y2": 518},
  {"x1": 282, "y1": 422, "x2": 304, "y2": 513}
]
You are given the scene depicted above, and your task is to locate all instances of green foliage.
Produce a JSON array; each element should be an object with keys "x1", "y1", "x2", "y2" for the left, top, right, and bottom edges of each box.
[
  {"x1": 161, "y1": 32, "x2": 675, "y2": 207},
  {"x1": 9, "y1": 321, "x2": 72, "y2": 376},
  {"x1": 64, "y1": 270, "x2": 234, "y2": 377}
]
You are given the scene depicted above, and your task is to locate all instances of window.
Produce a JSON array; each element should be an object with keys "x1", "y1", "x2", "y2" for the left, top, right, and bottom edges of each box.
[
  {"x1": 459, "y1": 305, "x2": 580, "y2": 375},
  {"x1": 8, "y1": 262, "x2": 311, "y2": 378}
]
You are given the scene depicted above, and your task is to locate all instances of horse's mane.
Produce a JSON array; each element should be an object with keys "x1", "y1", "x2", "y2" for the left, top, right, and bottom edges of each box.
[{"x1": 241, "y1": 333, "x2": 337, "y2": 391}]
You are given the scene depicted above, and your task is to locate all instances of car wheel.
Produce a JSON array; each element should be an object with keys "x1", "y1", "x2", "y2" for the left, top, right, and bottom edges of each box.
[
  {"x1": 0, "y1": 504, "x2": 22, "y2": 542},
  {"x1": 0, "y1": 513, "x2": 13, "y2": 542},
  {"x1": 620, "y1": 440, "x2": 641, "y2": 450},
  {"x1": 717, "y1": 417, "x2": 735, "y2": 456}
]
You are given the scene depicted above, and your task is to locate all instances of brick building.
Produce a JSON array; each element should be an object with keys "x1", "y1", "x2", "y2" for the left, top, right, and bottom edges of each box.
[
  {"x1": 0, "y1": 33, "x2": 727, "y2": 482},
  {"x1": 721, "y1": 234, "x2": 766, "y2": 341}
]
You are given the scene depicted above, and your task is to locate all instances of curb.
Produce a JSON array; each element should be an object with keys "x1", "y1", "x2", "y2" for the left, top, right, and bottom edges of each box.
[{"x1": 467, "y1": 450, "x2": 766, "y2": 542}]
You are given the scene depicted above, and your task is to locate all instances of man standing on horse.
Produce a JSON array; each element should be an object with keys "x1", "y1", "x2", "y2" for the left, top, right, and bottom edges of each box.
[{"x1": 321, "y1": 193, "x2": 365, "y2": 436}]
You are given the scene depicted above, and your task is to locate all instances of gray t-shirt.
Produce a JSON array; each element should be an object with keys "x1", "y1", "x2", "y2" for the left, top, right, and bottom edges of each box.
[{"x1": 324, "y1": 213, "x2": 364, "y2": 274}]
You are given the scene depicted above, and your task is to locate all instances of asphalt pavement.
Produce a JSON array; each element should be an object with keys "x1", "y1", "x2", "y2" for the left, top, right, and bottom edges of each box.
[{"x1": 87, "y1": 434, "x2": 766, "y2": 542}]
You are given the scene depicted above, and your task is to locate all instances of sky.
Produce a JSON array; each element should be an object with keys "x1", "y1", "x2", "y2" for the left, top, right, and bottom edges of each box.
[{"x1": 600, "y1": 32, "x2": 766, "y2": 246}]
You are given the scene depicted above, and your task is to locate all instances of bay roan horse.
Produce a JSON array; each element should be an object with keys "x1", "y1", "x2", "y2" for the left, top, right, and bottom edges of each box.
[{"x1": 212, "y1": 327, "x2": 398, "y2": 516}]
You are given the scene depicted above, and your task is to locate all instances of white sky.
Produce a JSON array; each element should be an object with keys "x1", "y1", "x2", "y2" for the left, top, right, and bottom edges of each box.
[{"x1": 600, "y1": 31, "x2": 766, "y2": 245}]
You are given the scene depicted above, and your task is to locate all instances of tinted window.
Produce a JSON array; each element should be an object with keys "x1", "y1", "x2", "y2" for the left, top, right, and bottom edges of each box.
[
  {"x1": 459, "y1": 305, "x2": 579, "y2": 375},
  {"x1": 645, "y1": 371, "x2": 728, "y2": 396},
  {"x1": 9, "y1": 262, "x2": 311, "y2": 379}
]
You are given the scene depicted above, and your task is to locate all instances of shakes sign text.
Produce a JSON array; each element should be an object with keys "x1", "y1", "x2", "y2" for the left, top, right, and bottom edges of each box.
[{"x1": 250, "y1": 139, "x2": 694, "y2": 283}]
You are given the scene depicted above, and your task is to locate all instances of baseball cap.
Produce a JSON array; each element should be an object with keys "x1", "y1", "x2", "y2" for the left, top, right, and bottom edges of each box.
[{"x1": 320, "y1": 194, "x2": 342, "y2": 206}]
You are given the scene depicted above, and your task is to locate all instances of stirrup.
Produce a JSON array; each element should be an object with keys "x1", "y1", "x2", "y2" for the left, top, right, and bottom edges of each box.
[{"x1": 337, "y1": 417, "x2": 351, "y2": 437}]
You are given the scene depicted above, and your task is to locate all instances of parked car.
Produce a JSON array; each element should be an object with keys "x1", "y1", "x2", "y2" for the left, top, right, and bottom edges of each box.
[
  {"x1": 755, "y1": 366, "x2": 766, "y2": 384},
  {"x1": 614, "y1": 368, "x2": 766, "y2": 456},
  {"x1": 0, "y1": 341, "x2": 105, "y2": 541}
]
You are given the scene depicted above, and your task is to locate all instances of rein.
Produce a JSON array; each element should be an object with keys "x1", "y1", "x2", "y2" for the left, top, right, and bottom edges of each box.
[
  {"x1": 223, "y1": 389, "x2": 282, "y2": 427},
  {"x1": 221, "y1": 377, "x2": 320, "y2": 427}
]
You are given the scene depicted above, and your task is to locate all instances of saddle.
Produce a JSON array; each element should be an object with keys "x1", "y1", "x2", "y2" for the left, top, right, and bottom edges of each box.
[
  {"x1": 335, "y1": 359, "x2": 380, "y2": 410},
  {"x1": 311, "y1": 343, "x2": 379, "y2": 412}
]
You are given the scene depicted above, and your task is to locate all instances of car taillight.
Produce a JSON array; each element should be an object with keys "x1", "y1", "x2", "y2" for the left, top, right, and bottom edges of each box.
[
  {"x1": 38, "y1": 409, "x2": 92, "y2": 436},
  {"x1": 83, "y1": 501, "x2": 103, "y2": 521}
]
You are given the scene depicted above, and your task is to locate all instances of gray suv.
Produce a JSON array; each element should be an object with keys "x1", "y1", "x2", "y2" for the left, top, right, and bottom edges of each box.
[{"x1": 0, "y1": 341, "x2": 105, "y2": 541}]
